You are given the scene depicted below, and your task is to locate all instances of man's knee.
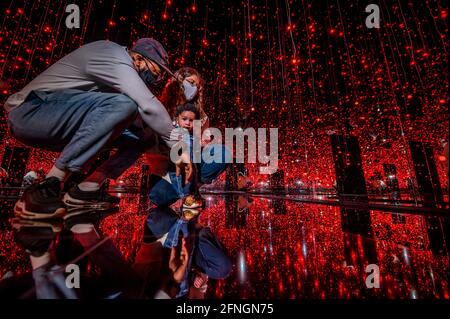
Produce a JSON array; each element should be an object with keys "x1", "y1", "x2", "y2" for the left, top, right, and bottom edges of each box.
[{"x1": 110, "y1": 94, "x2": 138, "y2": 118}]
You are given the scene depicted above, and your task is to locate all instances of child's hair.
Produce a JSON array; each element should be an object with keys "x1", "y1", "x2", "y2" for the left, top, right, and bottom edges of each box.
[{"x1": 175, "y1": 103, "x2": 201, "y2": 119}]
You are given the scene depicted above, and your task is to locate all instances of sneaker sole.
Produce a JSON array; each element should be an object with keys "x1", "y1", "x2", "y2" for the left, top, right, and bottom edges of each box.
[
  {"x1": 63, "y1": 193, "x2": 115, "y2": 211},
  {"x1": 11, "y1": 217, "x2": 63, "y2": 232},
  {"x1": 14, "y1": 200, "x2": 66, "y2": 220}
]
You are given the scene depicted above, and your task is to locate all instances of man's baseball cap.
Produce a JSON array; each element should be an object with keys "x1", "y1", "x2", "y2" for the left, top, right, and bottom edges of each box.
[
  {"x1": 132, "y1": 38, "x2": 183, "y2": 84},
  {"x1": 131, "y1": 38, "x2": 169, "y2": 70}
]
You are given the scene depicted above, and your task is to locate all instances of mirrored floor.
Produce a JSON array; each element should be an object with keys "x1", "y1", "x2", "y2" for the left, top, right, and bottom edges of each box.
[{"x1": 0, "y1": 194, "x2": 449, "y2": 299}]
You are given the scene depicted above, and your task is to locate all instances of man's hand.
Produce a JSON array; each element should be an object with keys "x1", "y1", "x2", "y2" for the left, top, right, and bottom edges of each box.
[{"x1": 175, "y1": 152, "x2": 194, "y2": 184}]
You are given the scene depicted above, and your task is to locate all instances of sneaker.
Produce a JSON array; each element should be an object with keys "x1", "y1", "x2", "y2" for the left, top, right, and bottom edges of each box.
[
  {"x1": 182, "y1": 195, "x2": 204, "y2": 209},
  {"x1": 63, "y1": 183, "x2": 120, "y2": 211},
  {"x1": 14, "y1": 177, "x2": 66, "y2": 220}
]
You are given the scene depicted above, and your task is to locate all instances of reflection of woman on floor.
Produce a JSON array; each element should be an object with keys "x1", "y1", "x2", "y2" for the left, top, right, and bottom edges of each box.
[{"x1": 133, "y1": 206, "x2": 232, "y2": 299}]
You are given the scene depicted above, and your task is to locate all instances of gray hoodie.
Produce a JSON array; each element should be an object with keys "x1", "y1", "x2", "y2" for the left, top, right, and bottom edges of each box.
[{"x1": 4, "y1": 40, "x2": 176, "y2": 147}]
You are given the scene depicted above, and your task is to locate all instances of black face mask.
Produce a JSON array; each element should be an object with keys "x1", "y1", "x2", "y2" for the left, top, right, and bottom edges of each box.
[{"x1": 138, "y1": 69, "x2": 158, "y2": 87}]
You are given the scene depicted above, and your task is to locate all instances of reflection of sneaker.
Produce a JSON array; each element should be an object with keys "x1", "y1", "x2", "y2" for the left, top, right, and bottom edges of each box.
[
  {"x1": 12, "y1": 218, "x2": 60, "y2": 257},
  {"x1": 63, "y1": 207, "x2": 119, "y2": 227},
  {"x1": 63, "y1": 184, "x2": 120, "y2": 211},
  {"x1": 237, "y1": 172, "x2": 252, "y2": 190},
  {"x1": 234, "y1": 195, "x2": 253, "y2": 212},
  {"x1": 182, "y1": 208, "x2": 201, "y2": 221},
  {"x1": 193, "y1": 271, "x2": 209, "y2": 292},
  {"x1": 14, "y1": 177, "x2": 66, "y2": 220},
  {"x1": 183, "y1": 195, "x2": 204, "y2": 209},
  {"x1": 11, "y1": 217, "x2": 63, "y2": 233}
]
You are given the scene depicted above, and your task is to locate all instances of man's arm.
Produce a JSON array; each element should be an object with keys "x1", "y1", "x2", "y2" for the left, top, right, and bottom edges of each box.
[{"x1": 85, "y1": 54, "x2": 176, "y2": 148}]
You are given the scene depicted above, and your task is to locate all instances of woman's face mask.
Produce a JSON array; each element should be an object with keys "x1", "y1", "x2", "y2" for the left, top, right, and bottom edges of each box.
[{"x1": 182, "y1": 79, "x2": 198, "y2": 101}]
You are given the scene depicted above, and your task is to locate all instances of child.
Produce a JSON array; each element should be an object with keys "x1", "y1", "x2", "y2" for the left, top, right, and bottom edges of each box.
[
  {"x1": 175, "y1": 103, "x2": 201, "y2": 134},
  {"x1": 148, "y1": 103, "x2": 230, "y2": 209},
  {"x1": 174, "y1": 103, "x2": 204, "y2": 209}
]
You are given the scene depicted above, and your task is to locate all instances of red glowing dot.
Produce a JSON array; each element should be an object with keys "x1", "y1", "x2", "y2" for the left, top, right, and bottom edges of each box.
[
  {"x1": 2, "y1": 90, "x2": 8, "y2": 95},
  {"x1": 438, "y1": 155, "x2": 447, "y2": 162},
  {"x1": 108, "y1": 20, "x2": 116, "y2": 26},
  {"x1": 407, "y1": 94, "x2": 413, "y2": 99},
  {"x1": 439, "y1": 99, "x2": 446, "y2": 104},
  {"x1": 162, "y1": 12, "x2": 168, "y2": 20},
  {"x1": 329, "y1": 28, "x2": 335, "y2": 34},
  {"x1": 17, "y1": 8, "x2": 23, "y2": 14},
  {"x1": 6, "y1": 9, "x2": 11, "y2": 14},
  {"x1": 191, "y1": 4, "x2": 197, "y2": 13},
  {"x1": 441, "y1": 10, "x2": 448, "y2": 19}
]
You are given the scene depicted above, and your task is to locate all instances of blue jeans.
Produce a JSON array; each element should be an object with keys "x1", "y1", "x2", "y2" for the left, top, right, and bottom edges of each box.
[
  {"x1": 95, "y1": 128, "x2": 154, "y2": 180},
  {"x1": 149, "y1": 144, "x2": 231, "y2": 207},
  {"x1": 7, "y1": 89, "x2": 138, "y2": 173}
]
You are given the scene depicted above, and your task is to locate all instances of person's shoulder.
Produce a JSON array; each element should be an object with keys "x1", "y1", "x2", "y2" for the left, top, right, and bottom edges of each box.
[
  {"x1": 82, "y1": 40, "x2": 130, "y2": 62},
  {"x1": 83, "y1": 40, "x2": 124, "y2": 51}
]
